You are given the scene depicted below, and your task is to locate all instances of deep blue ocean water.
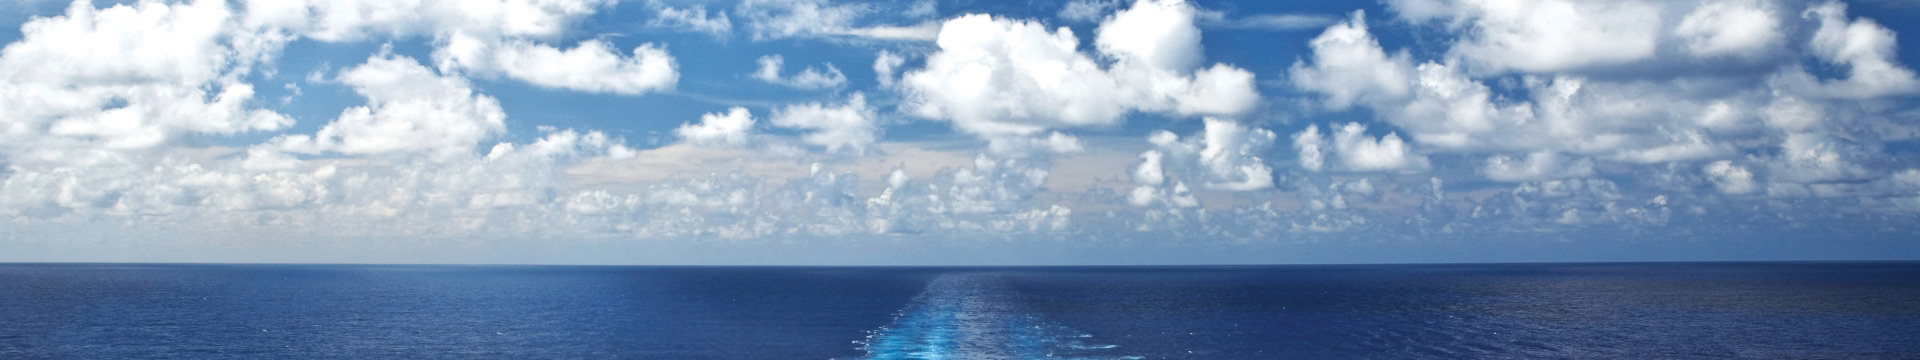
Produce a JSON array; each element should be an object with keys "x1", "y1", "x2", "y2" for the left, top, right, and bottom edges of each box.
[{"x1": 2, "y1": 262, "x2": 1917, "y2": 359}]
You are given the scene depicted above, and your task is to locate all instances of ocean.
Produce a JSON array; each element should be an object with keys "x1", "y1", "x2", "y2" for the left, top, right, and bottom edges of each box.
[{"x1": 1, "y1": 262, "x2": 1917, "y2": 359}]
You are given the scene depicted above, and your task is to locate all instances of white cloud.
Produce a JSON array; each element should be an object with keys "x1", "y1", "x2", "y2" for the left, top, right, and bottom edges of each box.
[
  {"x1": 938, "y1": 154, "x2": 1052, "y2": 214},
  {"x1": 1095, "y1": 0, "x2": 1202, "y2": 72},
  {"x1": 244, "y1": 0, "x2": 678, "y2": 96},
  {"x1": 834, "y1": 22, "x2": 941, "y2": 41},
  {"x1": 1206, "y1": 13, "x2": 1341, "y2": 31},
  {"x1": 560, "y1": 144, "x2": 1084, "y2": 239},
  {"x1": 752, "y1": 54, "x2": 847, "y2": 89},
  {"x1": 1286, "y1": 9, "x2": 1847, "y2": 184},
  {"x1": 1291, "y1": 123, "x2": 1430, "y2": 173},
  {"x1": 1674, "y1": 0, "x2": 1782, "y2": 59},
  {"x1": 1126, "y1": 146, "x2": 1199, "y2": 208},
  {"x1": 737, "y1": 0, "x2": 861, "y2": 40},
  {"x1": 0, "y1": 125, "x2": 637, "y2": 242},
  {"x1": 1382, "y1": 0, "x2": 1454, "y2": 22},
  {"x1": 1482, "y1": 151, "x2": 1595, "y2": 182},
  {"x1": 1003, "y1": 204, "x2": 1073, "y2": 232},
  {"x1": 985, "y1": 131, "x2": 1086, "y2": 157},
  {"x1": 1762, "y1": 95, "x2": 1824, "y2": 131},
  {"x1": 1132, "y1": 118, "x2": 1277, "y2": 198},
  {"x1": 0, "y1": 0, "x2": 291, "y2": 157},
  {"x1": 1059, "y1": 0, "x2": 1121, "y2": 23},
  {"x1": 647, "y1": 1, "x2": 732, "y2": 38},
  {"x1": 273, "y1": 53, "x2": 505, "y2": 158},
  {"x1": 901, "y1": 14, "x2": 1122, "y2": 136},
  {"x1": 1288, "y1": 11, "x2": 1413, "y2": 111},
  {"x1": 903, "y1": 0, "x2": 938, "y2": 19},
  {"x1": 7, "y1": 0, "x2": 228, "y2": 86},
  {"x1": 1190, "y1": 118, "x2": 1278, "y2": 190},
  {"x1": 240, "y1": 0, "x2": 612, "y2": 42},
  {"x1": 1380, "y1": 0, "x2": 1916, "y2": 102},
  {"x1": 1292, "y1": 125, "x2": 1327, "y2": 172},
  {"x1": 1397, "y1": 0, "x2": 1663, "y2": 74},
  {"x1": 735, "y1": 0, "x2": 936, "y2": 41},
  {"x1": 1132, "y1": 150, "x2": 1167, "y2": 187},
  {"x1": 1767, "y1": 132, "x2": 1867, "y2": 184},
  {"x1": 1704, "y1": 160, "x2": 1758, "y2": 194},
  {"x1": 1280, "y1": 0, "x2": 1920, "y2": 211},
  {"x1": 873, "y1": 49, "x2": 906, "y2": 87},
  {"x1": 676, "y1": 107, "x2": 757, "y2": 147},
  {"x1": 1329, "y1": 122, "x2": 1428, "y2": 172},
  {"x1": 1607, "y1": 130, "x2": 1733, "y2": 164},
  {"x1": 436, "y1": 34, "x2": 678, "y2": 95},
  {"x1": 1802, "y1": 0, "x2": 1920, "y2": 99},
  {"x1": 770, "y1": 93, "x2": 878, "y2": 153},
  {"x1": 1296, "y1": 15, "x2": 1619, "y2": 158},
  {"x1": 899, "y1": 0, "x2": 1258, "y2": 149}
]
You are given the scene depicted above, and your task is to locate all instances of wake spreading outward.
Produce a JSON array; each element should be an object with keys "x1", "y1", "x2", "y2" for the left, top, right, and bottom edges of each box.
[{"x1": 853, "y1": 274, "x2": 1135, "y2": 360}]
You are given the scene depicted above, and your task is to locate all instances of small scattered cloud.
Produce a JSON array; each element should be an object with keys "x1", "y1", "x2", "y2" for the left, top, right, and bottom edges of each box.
[
  {"x1": 752, "y1": 54, "x2": 848, "y2": 89},
  {"x1": 436, "y1": 35, "x2": 679, "y2": 95},
  {"x1": 676, "y1": 107, "x2": 757, "y2": 147},
  {"x1": 1203, "y1": 13, "x2": 1341, "y2": 31},
  {"x1": 1058, "y1": 0, "x2": 1121, "y2": 23},
  {"x1": 646, "y1": 1, "x2": 733, "y2": 39},
  {"x1": 771, "y1": 93, "x2": 879, "y2": 153},
  {"x1": 735, "y1": 0, "x2": 937, "y2": 41}
]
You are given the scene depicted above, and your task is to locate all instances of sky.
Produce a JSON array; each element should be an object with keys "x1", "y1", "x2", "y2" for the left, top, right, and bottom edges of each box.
[{"x1": 1, "y1": 0, "x2": 1919, "y2": 265}]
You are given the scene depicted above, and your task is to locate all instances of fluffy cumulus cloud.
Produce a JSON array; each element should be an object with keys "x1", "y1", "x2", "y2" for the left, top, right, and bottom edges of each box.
[
  {"x1": 1240, "y1": 0, "x2": 1920, "y2": 255},
  {"x1": 274, "y1": 53, "x2": 506, "y2": 158},
  {"x1": 900, "y1": 0, "x2": 1258, "y2": 150},
  {"x1": 1673, "y1": 0, "x2": 1782, "y2": 59},
  {"x1": 1129, "y1": 118, "x2": 1276, "y2": 208},
  {"x1": 0, "y1": 0, "x2": 651, "y2": 246},
  {"x1": 1287, "y1": 11, "x2": 1413, "y2": 111},
  {"x1": 1386, "y1": 0, "x2": 1663, "y2": 74},
  {"x1": 1703, "y1": 160, "x2": 1758, "y2": 195},
  {"x1": 1801, "y1": 1, "x2": 1920, "y2": 99},
  {"x1": 1182, "y1": 119, "x2": 1277, "y2": 191},
  {"x1": 1290, "y1": 1, "x2": 1920, "y2": 193},
  {"x1": 770, "y1": 93, "x2": 878, "y2": 153},
  {"x1": 1482, "y1": 151, "x2": 1595, "y2": 182},
  {"x1": 872, "y1": 49, "x2": 906, "y2": 87},
  {"x1": 1291, "y1": 123, "x2": 1429, "y2": 172},
  {"x1": 676, "y1": 107, "x2": 757, "y2": 147},
  {"x1": 1, "y1": 0, "x2": 291, "y2": 157},
  {"x1": 435, "y1": 35, "x2": 678, "y2": 95},
  {"x1": 245, "y1": 0, "x2": 679, "y2": 96}
]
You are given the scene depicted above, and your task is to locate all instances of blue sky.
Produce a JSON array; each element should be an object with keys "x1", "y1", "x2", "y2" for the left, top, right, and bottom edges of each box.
[{"x1": 1, "y1": 0, "x2": 1918, "y2": 265}]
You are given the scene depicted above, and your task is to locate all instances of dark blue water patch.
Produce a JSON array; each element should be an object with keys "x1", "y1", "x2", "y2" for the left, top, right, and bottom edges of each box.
[
  {"x1": 0, "y1": 264, "x2": 930, "y2": 359},
  {"x1": 2, "y1": 262, "x2": 1918, "y2": 359},
  {"x1": 999, "y1": 262, "x2": 1920, "y2": 359}
]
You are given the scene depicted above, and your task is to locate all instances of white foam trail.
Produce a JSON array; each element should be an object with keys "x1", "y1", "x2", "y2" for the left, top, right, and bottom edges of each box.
[{"x1": 847, "y1": 274, "x2": 1131, "y2": 360}]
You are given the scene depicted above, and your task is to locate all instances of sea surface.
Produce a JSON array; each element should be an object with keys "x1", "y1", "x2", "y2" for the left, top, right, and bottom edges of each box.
[{"x1": 2, "y1": 262, "x2": 1918, "y2": 359}]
